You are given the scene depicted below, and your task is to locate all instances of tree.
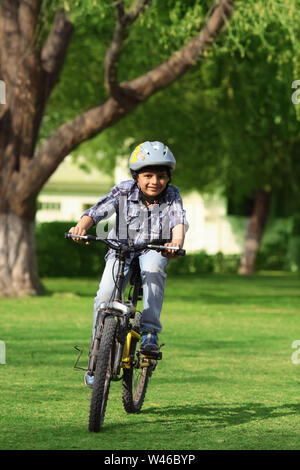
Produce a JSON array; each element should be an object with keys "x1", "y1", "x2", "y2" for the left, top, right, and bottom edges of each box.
[
  {"x1": 92, "y1": 0, "x2": 300, "y2": 276},
  {"x1": 0, "y1": 0, "x2": 234, "y2": 296},
  {"x1": 214, "y1": 0, "x2": 300, "y2": 274}
]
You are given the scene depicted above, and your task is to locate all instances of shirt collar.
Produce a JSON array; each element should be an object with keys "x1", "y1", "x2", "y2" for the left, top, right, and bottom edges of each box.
[{"x1": 127, "y1": 181, "x2": 140, "y2": 201}]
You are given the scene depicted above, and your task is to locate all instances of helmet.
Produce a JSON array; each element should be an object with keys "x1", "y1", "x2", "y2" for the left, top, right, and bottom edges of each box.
[{"x1": 129, "y1": 141, "x2": 176, "y2": 171}]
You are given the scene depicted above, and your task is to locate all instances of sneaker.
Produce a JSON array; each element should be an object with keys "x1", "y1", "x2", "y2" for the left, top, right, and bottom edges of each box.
[
  {"x1": 140, "y1": 332, "x2": 159, "y2": 354},
  {"x1": 84, "y1": 370, "x2": 94, "y2": 388}
]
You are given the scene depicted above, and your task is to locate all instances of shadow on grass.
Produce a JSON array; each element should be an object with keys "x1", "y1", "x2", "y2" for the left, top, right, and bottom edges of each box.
[
  {"x1": 41, "y1": 288, "x2": 94, "y2": 298},
  {"x1": 170, "y1": 291, "x2": 300, "y2": 305},
  {"x1": 136, "y1": 402, "x2": 300, "y2": 429},
  {"x1": 100, "y1": 402, "x2": 300, "y2": 434},
  {"x1": 6, "y1": 401, "x2": 298, "y2": 447}
]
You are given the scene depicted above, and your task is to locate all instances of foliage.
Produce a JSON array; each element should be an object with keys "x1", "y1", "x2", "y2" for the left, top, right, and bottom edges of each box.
[
  {"x1": 256, "y1": 231, "x2": 290, "y2": 271},
  {"x1": 166, "y1": 251, "x2": 241, "y2": 275},
  {"x1": 41, "y1": 0, "x2": 300, "y2": 201},
  {"x1": 36, "y1": 220, "x2": 300, "y2": 277},
  {"x1": 36, "y1": 221, "x2": 240, "y2": 277},
  {"x1": 36, "y1": 221, "x2": 107, "y2": 277},
  {"x1": 36, "y1": 0, "x2": 300, "y2": 242},
  {"x1": 38, "y1": 1, "x2": 115, "y2": 137},
  {"x1": 38, "y1": 0, "x2": 210, "y2": 146},
  {"x1": 213, "y1": 0, "x2": 300, "y2": 205}
]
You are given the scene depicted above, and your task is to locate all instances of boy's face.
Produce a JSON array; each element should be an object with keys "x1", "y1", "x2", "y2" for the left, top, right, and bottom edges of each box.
[{"x1": 137, "y1": 169, "x2": 169, "y2": 199}]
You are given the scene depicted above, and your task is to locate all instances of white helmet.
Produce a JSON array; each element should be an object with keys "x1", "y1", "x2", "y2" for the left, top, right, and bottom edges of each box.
[{"x1": 129, "y1": 141, "x2": 176, "y2": 171}]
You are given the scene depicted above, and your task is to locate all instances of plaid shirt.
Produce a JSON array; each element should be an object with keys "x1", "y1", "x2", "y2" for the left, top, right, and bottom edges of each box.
[{"x1": 81, "y1": 179, "x2": 189, "y2": 261}]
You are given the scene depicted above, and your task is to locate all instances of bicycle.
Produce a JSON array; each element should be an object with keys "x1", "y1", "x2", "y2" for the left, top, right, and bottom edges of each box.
[{"x1": 64, "y1": 232, "x2": 185, "y2": 432}]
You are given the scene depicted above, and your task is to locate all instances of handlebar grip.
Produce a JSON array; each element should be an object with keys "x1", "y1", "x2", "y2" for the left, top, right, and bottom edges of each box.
[
  {"x1": 64, "y1": 232, "x2": 97, "y2": 242},
  {"x1": 176, "y1": 249, "x2": 186, "y2": 256}
]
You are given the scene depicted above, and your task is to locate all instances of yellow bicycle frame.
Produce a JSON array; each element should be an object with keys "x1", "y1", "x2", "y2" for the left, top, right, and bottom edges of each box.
[{"x1": 122, "y1": 329, "x2": 141, "y2": 369}]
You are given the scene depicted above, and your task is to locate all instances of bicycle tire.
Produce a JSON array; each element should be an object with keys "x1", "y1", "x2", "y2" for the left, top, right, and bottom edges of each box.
[
  {"x1": 88, "y1": 316, "x2": 117, "y2": 432},
  {"x1": 122, "y1": 335, "x2": 151, "y2": 413}
]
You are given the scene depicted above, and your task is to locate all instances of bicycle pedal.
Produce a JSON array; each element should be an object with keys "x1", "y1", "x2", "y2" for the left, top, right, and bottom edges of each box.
[
  {"x1": 139, "y1": 357, "x2": 152, "y2": 367},
  {"x1": 141, "y1": 351, "x2": 162, "y2": 360}
]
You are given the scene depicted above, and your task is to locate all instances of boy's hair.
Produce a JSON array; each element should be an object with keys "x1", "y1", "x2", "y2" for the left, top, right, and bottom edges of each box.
[{"x1": 130, "y1": 165, "x2": 172, "y2": 184}]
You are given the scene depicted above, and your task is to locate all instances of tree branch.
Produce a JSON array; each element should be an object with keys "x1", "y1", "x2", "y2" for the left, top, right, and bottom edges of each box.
[
  {"x1": 0, "y1": 0, "x2": 20, "y2": 82},
  {"x1": 38, "y1": 9, "x2": 74, "y2": 110},
  {"x1": 41, "y1": 9, "x2": 74, "y2": 75},
  {"x1": 121, "y1": 0, "x2": 234, "y2": 100},
  {"x1": 18, "y1": 0, "x2": 41, "y2": 45},
  {"x1": 14, "y1": 0, "x2": 234, "y2": 205},
  {"x1": 12, "y1": 97, "x2": 123, "y2": 201},
  {"x1": 123, "y1": 0, "x2": 152, "y2": 24},
  {"x1": 0, "y1": 1, "x2": 19, "y2": 128},
  {"x1": 104, "y1": 0, "x2": 151, "y2": 98}
]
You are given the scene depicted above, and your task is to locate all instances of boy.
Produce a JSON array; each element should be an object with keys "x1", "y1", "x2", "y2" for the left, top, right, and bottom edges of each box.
[{"x1": 69, "y1": 141, "x2": 188, "y2": 387}]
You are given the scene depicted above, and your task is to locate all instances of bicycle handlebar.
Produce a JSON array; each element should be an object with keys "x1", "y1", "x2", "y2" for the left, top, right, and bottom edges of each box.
[{"x1": 64, "y1": 232, "x2": 186, "y2": 256}]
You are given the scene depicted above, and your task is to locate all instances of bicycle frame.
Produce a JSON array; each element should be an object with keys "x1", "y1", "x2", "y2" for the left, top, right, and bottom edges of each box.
[
  {"x1": 65, "y1": 232, "x2": 186, "y2": 430},
  {"x1": 65, "y1": 233, "x2": 185, "y2": 376},
  {"x1": 102, "y1": 248, "x2": 143, "y2": 378},
  {"x1": 122, "y1": 329, "x2": 141, "y2": 369}
]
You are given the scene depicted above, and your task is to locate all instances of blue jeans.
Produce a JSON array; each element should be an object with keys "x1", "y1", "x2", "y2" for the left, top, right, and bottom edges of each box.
[{"x1": 93, "y1": 250, "x2": 169, "y2": 338}]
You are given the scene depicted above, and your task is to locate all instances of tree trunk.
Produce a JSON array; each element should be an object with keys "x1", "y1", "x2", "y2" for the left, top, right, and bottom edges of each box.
[
  {"x1": 0, "y1": 213, "x2": 44, "y2": 296},
  {"x1": 238, "y1": 189, "x2": 271, "y2": 275},
  {"x1": 0, "y1": 0, "x2": 234, "y2": 296}
]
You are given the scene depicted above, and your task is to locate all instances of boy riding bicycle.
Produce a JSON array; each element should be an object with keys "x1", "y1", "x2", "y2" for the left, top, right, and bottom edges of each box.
[{"x1": 68, "y1": 141, "x2": 188, "y2": 387}]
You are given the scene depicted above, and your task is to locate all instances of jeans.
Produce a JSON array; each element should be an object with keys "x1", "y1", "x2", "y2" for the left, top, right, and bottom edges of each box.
[{"x1": 92, "y1": 250, "x2": 169, "y2": 338}]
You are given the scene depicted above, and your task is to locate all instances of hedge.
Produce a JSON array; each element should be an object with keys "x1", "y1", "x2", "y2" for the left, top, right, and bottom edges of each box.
[
  {"x1": 36, "y1": 221, "x2": 299, "y2": 277},
  {"x1": 36, "y1": 221, "x2": 241, "y2": 277},
  {"x1": 36, "y1": 221, "x2": 107, "y2": 278}
]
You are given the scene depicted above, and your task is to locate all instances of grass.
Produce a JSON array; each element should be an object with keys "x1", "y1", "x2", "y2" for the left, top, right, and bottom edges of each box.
[{"x1": 0, "y1": 273, "x2": 299, "y2": 450}]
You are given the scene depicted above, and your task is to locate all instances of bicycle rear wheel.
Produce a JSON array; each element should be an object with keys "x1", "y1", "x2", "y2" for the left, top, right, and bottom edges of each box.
[
  {"x1": 122, "y1": 335, "x2": 152, "y2": 413},
  {"x1": 88, "y1": 316, "x2": 117, "y2": 432}
]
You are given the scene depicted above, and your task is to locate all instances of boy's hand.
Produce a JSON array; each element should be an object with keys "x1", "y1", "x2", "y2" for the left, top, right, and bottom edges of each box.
[
  {"x1": 68, "y1": 225, "x2": 87, "y2": 242},
  {"x1": 162, "y1": 240, "x2": 182, "y2": 259},
  {"x1": 68, "y1": 216, "x2": 94, "y2": 243}
]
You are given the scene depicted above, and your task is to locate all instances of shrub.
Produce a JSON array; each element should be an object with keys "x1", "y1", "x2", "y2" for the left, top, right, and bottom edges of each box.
[
  {"x1": 256, "y1": 230, "x2": 289, "y2": 271},
  {"x1": 36, "y1": 221, "x2": 107, "y2": 277},
  {"x1": 211, "y1": 252, "x2": 240, "y2": 274},
  {"x1": 37, "y1": 221, "x2": 297, "y2": 277}
]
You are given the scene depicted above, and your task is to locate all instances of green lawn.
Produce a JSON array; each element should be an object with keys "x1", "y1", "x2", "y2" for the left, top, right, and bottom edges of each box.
[{"x1": 0, "y1": 273, "x2": 299, "y2": 450}]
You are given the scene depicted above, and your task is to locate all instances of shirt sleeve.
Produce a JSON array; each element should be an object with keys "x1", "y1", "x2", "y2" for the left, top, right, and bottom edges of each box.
[
  {"x1": 80, "y1": 184, "x2": 121, "y2": 226},
  {"x1": 169, "y1": 191, "x2": 189, "y2": 234}
]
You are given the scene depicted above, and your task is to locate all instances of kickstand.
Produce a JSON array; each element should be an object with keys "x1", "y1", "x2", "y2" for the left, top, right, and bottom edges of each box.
[{"x1": 73, "y1": 345, "x2": 87, "y2": 371}]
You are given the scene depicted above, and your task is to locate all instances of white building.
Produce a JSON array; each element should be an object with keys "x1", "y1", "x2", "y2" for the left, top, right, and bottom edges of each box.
[{"x1": 37, "y1": 155, "x2": 245, "y2": 255}]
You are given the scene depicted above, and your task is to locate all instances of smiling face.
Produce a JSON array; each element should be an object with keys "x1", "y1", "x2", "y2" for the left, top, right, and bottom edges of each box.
[{"x1": 137, "y1": 167, "x2": 170, "y2": 199}]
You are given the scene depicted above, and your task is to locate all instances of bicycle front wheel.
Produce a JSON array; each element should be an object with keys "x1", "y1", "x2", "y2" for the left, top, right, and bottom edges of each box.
[
  {"x1": 88, "y1": 316, "x2": 117, "y2": 432},
  {"x1": 122, "y1": 336, "x2": 151, "y2": 413}
]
